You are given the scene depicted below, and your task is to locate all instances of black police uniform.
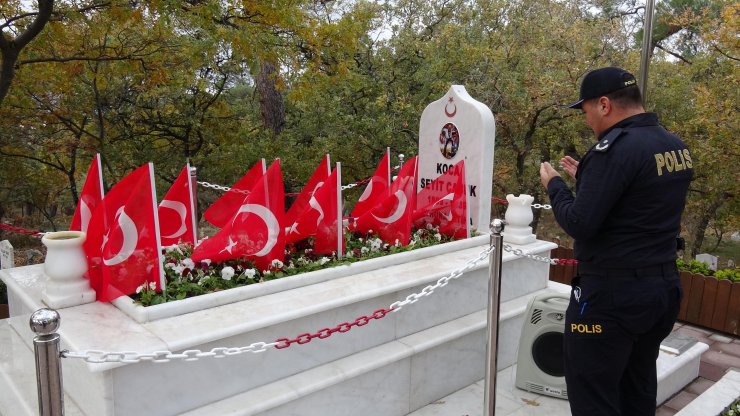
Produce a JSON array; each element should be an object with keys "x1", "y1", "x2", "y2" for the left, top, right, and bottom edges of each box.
[{"x1": 546, "y1": 112, "x2": 693, "y2": 416}]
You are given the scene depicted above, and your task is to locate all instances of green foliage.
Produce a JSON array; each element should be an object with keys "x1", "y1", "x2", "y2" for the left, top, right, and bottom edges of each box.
[
  {"x1": 676, "y1": 258, "x2": 714, "y2": 275},
  {"x1": 719, "y1": 396, "x2": 740, "y2": 416},
  {"x1": 715, "y1": 269, "x2": 740, "y2": 283}
]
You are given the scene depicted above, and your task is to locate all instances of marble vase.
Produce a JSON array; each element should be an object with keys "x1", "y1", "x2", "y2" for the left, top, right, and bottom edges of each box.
[{"x1": 41, "y1": 231, "x2": 96, "y2": 308}]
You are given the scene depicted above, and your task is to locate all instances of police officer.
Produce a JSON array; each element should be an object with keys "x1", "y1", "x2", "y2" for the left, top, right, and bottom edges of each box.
[{"x1": 539, "y1": 67, "x2": 693, "y2": 416}]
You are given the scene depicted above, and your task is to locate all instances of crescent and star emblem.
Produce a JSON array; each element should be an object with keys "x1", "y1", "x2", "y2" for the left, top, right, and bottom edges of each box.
[
  {"x1": 220, "y1": 236, "x2": 238, "y2": 254},
  {"x1": 431, "y1": 193, "x2": 455, "y2": 222},
  {"x1": 102, "y1": 207, "x2": 139, "y2": 266},
  {"x1": 357, "y1": 179, "x2": 374, "y2": 202},
  {"x1": 80, "y1": 199, "x2": 92, "y2": 232},
  {"x1": 233, "y1": 204, "x2": 280, "y2": 257},
  {"x1": 444, "y1": 97, "x2": 457, "y2": 118},
  {"x1": 372, "y1": 190, "x2": 407, "y2": 224},
  {"x1": 595, "y1": 139, "x2": 609, "y2": 151},
  {"x1": 160, "y1": 200, "x2": 187, "y2": 239}
]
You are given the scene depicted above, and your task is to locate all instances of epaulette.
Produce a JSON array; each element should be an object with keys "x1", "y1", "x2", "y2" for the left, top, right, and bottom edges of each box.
[{"x1": 592, "y1": 128, "x2": 624, "y2": 153}]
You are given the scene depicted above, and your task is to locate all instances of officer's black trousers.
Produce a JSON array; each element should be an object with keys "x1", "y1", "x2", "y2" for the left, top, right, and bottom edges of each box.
[{"x1": 563, "y1": 266, "x2": 682, "y2": 416}]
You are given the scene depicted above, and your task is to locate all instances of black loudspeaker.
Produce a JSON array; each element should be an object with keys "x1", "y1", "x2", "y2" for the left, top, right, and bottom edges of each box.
[{"x1": 515, "y1": 292, "x2": 570, "y2": 399}]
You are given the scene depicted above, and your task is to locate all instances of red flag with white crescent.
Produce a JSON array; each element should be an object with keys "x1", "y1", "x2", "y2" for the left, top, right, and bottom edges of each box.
[
  {"x1": 350, "y1": 148, "x2": 391, "y2": 219},
  {"x1": 204, "y1": 159, "x2": 266, "y2": 228},
  {"x1": 353, "y1": 156, "x2": 418, "y2": 246},
  {"x1": 70, "y1": 154, "x2": 104, "y2": 233},
  {"x1": 286, "y1": 163, "x2": 344, "y2": 255},
  {"x1": 284, "y1": 154, "x2": 330, "y2": 232},
  {"x1": 413, "y1": 160, "x2": 469, "y2": 239},
  {"x1": 314, "y1": 163, "x2": 345, "y2": 256},
  {"x1": 158, "y1": 164, "x2": 198, "y2": 246},
  {"x1": 84, "y1": 163, "x2": 165, "y2": 302},
  {"x1": 191, "y1": 160, "x2": 285, "y2": 270}
]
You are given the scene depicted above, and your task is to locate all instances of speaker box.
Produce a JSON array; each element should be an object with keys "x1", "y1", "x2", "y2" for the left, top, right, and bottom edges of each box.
[{"x1": 515, "y1": 292, "x2": 570, "y2": 399}]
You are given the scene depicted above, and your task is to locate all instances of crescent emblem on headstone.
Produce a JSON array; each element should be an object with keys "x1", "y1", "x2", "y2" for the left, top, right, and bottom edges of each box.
[
  {"x1": 445, "y1": 97, "x2": 457, "y2": 118},
  {"x1": 103, "y1": 207, "x2": 139, "y2": 266},
  {"x1": 160, "y1": 200, "x2": 187, "y2": 239},
  {"x1": 372, "y1": 190, "x2": 407, "y2": 224},
  {"x1": 234, "y1": 204, "x2": 280, "y2": 257}
]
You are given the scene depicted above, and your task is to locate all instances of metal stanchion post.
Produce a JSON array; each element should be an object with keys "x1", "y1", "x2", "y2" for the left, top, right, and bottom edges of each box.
[
  {"x1": 484, "y1": 219, "x2": 505, "y2": 416},
  {"x1": 30, "y1": 308, "x2": 64, "y2": 416}
]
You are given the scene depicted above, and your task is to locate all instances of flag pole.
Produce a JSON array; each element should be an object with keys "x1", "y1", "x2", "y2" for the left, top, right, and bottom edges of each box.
[
  {"x1": 336, "y1": 162, "x2": 343, "y2": 259},
  {"x1": 148, "y1": 163, "x2": 167, "y2": 300}
]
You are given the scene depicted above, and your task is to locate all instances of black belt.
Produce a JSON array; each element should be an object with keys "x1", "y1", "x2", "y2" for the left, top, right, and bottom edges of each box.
[{"x1": 577, "y1": 261, "x2": 677, "y2": 278}]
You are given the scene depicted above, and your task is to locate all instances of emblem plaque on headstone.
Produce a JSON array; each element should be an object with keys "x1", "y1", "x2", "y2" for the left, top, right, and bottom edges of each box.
[
  {"x1": 0, "y1": 240, "x2": 13, "y2": 269},
  {"x1": 418, "y1": 86, "x2": 495, "y2": 232}
]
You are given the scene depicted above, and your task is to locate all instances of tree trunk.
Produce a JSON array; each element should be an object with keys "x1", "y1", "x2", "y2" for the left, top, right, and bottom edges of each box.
[
  {"x1": 256, "y1": 59, "x2": 285, "y2": 136},
  {"x1": 688, "y1": 192, "x2": 727, "y2": 258}
]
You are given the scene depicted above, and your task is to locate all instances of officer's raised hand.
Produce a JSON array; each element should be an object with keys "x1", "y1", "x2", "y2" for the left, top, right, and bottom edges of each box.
[
  {"x1": 539, "y1": 162, "x2": 561, "y2": 188},
  {"x1": 559, "y1": 156, "x2": 579, "y2": 179}
]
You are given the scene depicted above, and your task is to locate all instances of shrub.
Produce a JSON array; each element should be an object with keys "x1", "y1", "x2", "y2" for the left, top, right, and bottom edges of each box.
[
  {"x1": 676, "y1": 258, "x2": 714, "y2": 276},
  {"x1": 715, "y1": 268, "x2": 740, "y2": 283}
]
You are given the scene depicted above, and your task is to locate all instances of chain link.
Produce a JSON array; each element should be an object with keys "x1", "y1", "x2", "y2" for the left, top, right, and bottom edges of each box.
[
  {"x1": 502, "y1": 243, "x2": 577, "y2": 265},
  {"x1": 274, "y1": 308, "x2": 393, "y2": 349},
  {"x1": 62, "y1": 341, "x2": 279, "y2": 364},
  {"x1": 531, "y1": 203, "x2": 552, "y2": 210},
  {"x1": 389, "y1": 245, "x2": 494, "y2": 312}
]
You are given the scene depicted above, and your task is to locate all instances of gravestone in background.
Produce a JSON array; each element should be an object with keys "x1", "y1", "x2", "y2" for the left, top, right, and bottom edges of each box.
[
  {"x1": 696, "y1": 253, "x2": 718, "y2": 271},
  {"x1": 418, "y1": 85, "x2": 495, "y2": 233},
  {"x1": 0, "y1": 240, "x2": 13, "y2": 270}
]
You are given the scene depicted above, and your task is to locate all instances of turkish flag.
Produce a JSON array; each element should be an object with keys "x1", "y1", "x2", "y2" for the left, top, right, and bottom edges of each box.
[
  {"x1": 191, "y1": 160, "x2": 285, "y2": 270},
  {"x1": 314, "y1": 164, "x2": 345, "y2": 256},
  {"x1": 84, "y1": 163, "x2": 165, "y2": 302},
  {"x1": 70, "y1": 154, "x2": 105, "y2": 233},
  {"x1": 350, "y1": 149, "x2": 391, "y2": 219},
  {"x1": 204, "y1": 159, "x2": 266, "y2": 228},
  {"x1": 286, "y1": 163, "x2": 345, "y2": 256},
  {"x1": 353, "y1": 156, "x2": 418, "y2": 246},
  {"x1": 413, "y1": 160, "x2": 469, "y2": 239},
  {"x1": 158, "y1": 164, "x2": 198, "y2": 246},
  {"x1": 284, "y1": 154, "x2": 330, "y2": 231}
]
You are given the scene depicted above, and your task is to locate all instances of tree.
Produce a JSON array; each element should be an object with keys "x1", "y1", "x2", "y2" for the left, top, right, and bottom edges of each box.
[{"x1": 0, "y1": 0, "x2": 54, "y2": 106}]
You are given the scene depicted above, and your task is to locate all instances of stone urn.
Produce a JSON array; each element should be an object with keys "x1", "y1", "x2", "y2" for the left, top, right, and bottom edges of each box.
[
  {"x1": 502, "y1": 194, "x2": 536, "y2": 244},
  {"x1": 41, "y1": 231, "x2": 96, "y2": 308}
]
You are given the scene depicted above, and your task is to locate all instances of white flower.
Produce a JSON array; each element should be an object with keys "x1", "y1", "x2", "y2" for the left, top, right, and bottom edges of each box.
[
  {"x1": 135, "y1": 283, "x2": 146, "y2": 294},
  {"x1": 182, "y1": 258, "x2": 195, "y2": 269},
  {"x1": 149, "y1": 282, "x2": 157, "y2": 290},
  {"x1": 271, "y1": 259, "x2": 284, "y2": 269},
  {"x1": 408, "y1": 240, "x2": 416, "y2": 247},
  {"x1": 360, "y1": 246, "x2": 369, "y2": 254},
  {"x1": 394, "y1": 239, "x2": 401, "y2": 247},
  {"x1": 319, "y1": 257, "x2": 330, "y2": 265},
  {"x1": 244, "y1": 268, "x2": 256, "y2": 279},
  {"x1": 383, "y1": 243, "x2": 389, "y2": 249},
  {"x1": 221, "y1": 266, "x2": 235, "y2": 281},
  {"x1": 263, "y1": 270, "x2": 272, "y2": 275},
  {"x1": 165, "y1": 262, "x2": 176, "y2": 270},
  {"x1": 172, "y1": 264, "x2": 186, "y2": 275},
  {"x1": 434, "y1": 233, "x2": 442, "y2": 241},
  {"x1": 370, "y1": 238, "x2": 382, "y2": 251},
  {"x1": 345, "y1": 250, "x2": 353, "y2": 258}
]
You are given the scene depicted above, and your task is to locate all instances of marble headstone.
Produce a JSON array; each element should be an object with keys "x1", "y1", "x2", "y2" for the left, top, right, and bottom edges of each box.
[
  {"x1": 0, "y1": 240, "x2": 13, "y2": 269},
  {"x1": 418, "y1": 85, "x2": 495, "y2": 233},
  {"x1": 696, "y1": 253, "x2": 718, "y2": 271}
]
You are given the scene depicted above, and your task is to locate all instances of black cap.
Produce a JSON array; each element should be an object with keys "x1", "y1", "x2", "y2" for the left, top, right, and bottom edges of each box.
[{"x1": 567, "y1": 67, "x2": 638, "y2": 109}]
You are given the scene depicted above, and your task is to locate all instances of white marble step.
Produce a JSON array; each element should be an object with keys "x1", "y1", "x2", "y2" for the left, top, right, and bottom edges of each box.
[
  {"x1": 409, "y1": 342, "x2": 710, "y2": 416},
  {"x1": 181, "y1": 287, "x2": 563, "y2": 416},
  {"x1": 675, "y1": 369, "x2": 740, "y2": 416},
  {"x1": 0, "y1": 317, "x2": 84, "y2": 416}
]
